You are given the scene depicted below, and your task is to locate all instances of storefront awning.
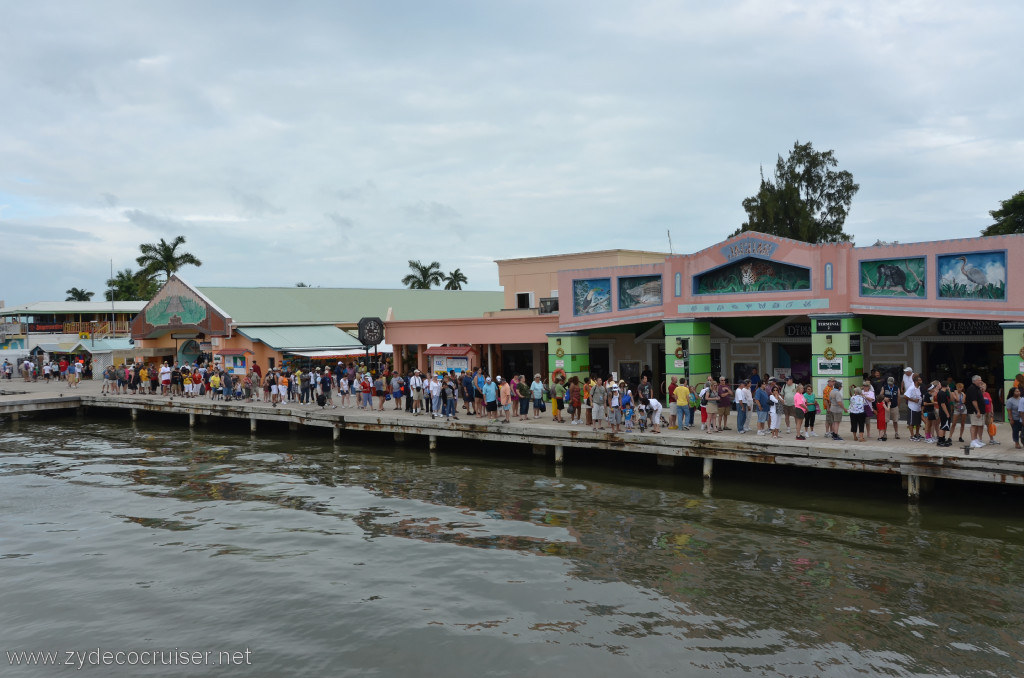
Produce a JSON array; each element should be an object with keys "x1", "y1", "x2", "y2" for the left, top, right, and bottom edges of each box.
[{"x1": 237, "y1": 325, "x2": 365, "y2": 351}]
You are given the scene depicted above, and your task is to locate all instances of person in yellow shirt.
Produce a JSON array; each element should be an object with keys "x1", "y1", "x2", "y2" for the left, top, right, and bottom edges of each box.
[
  {"x1": 675, "y1": 380, "x2": 692, "y2": 430},
  {"x1": 183, "y1": 373, "x2": 193, "y2": 398},
  {"x1": 138, "y1": 366, "x2": 149, "y2": 394},
  {"x1": 209, "y1": 373, "x2": 221, "y2": 400}
]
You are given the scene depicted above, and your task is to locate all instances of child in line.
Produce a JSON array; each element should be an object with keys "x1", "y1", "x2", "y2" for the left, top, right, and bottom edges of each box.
[{"x1": 876, "y1": 396, "x2": 890, "y2": 441}]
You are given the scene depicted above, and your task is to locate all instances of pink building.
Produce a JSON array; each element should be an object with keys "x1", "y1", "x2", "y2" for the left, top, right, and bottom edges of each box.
[{"x1": 386, "y1": 232, "x2": 1024, "y2": 404}]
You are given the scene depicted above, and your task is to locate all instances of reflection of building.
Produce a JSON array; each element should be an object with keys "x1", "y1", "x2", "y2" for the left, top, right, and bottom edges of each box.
[
  {"x1": 131, "y1": 277, "x2": 504, "y2": 372},
  {"x1": 386, "y1": 233, "x2": 1024, "y2": 406},
  {"x1": 0, "y1": 301, "x2": 145, "y2": 351}
]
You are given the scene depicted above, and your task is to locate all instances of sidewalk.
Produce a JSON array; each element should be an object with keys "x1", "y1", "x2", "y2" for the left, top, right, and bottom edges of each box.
[{"x1": 2, "y1": 376, "x2": 1019, "y2": 460}]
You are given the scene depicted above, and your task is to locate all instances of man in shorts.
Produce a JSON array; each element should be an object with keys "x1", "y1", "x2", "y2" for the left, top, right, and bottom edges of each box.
[
  {"x1": 965, "y1": 374, "x2": 987, "y2": 448},
  {"x1": 881, "y1": 376, "x2": 901, "y2": 439},
  {"x1": 591, "y1": 377, "x2": 606, "y2": 431},
  {"x1": 782, "y1": 375, "x2": 798, "y2": 434},
  {"x1": 607, "y1": 382, "x2": 622, "y2": 433}
]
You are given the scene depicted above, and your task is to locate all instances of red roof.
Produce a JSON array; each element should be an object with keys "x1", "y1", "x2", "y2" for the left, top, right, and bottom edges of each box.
[{"x1": 423, "y1": 345, "x2": 475, "y2": 357}]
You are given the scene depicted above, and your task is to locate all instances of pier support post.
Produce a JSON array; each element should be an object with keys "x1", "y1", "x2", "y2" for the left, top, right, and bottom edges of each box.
[
  {"x1": 532, "y1": 444, "x2": 546, "y2": 457},
  {"x1": 907, "y1": 474, "x2": 921, "y2": 502},
  {"x1": 554, "y1": 445, "x2": 564, "y2": 464},
  {"x1": 189, "y1": 412, "x2": 196, "y2": 428},
  {"x1": 333, "y1": 425, "x2": 340, "y2": 441},
  {"x1": 10, "y1": 412, "x2": 19, "y2": 421},
  {"x1": 702, "y1": 457, "x2": 713, "y2": 479},
  {"x1": 394, "y1": 432, "x2": 406, "y2": 442},
  {"x1": 250, "y1": 415, "x2": 257, "y2": 433},
  {"x1": 131, "y1": 408, "x2": 138, "y2": 421},
  {"x1": 429, "y1": 435, "x2": 437, "y2": 450},
  {"x1": 657, "y1": 454, "x2": 678, "y2": 470}
]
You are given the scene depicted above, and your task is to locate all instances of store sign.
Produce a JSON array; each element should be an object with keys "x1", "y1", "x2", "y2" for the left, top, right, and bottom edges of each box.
[
  {"x1": 785, "y1": 323, "x2": 811, "y2": 337},
  {"x1": 937, "y1": 319, "x2": 1002, "y2": 336},
  {"x1": 818, "y1": 360, "x2": 843, "y2": 375},
  {"x1": 850, "y1": 334, "x2": 861, "y2": 352},
  {"x1": 815, "y1": 319, "x2": 841, "y2": 333},
  {"x1": 29, "y1": 323, "x2": 63, "y2": 332},
  {"x1": 673, "y1": 359, "x2": 686, "y2": 369},
  {"x1": 721, "y1": 237, "x2": 778, "y2": 261}
]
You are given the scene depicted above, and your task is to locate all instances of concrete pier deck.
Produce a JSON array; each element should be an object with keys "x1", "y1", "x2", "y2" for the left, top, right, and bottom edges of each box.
[{"x1": 3, "y1": 378, "x2": 1023, "y2": 498}]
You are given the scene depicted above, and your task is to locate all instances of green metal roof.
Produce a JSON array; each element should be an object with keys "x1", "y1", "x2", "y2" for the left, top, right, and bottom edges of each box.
[
  {"x1": 236, "y1": 325, "x2": 365, "y2": 351},
  {"x1": 195, "y1": 287, "x2": 504, "y2": 325}
]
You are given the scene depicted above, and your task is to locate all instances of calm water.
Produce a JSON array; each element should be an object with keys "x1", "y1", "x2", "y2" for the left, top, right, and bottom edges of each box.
[{"x1": 1, "y1": 417, "x2": 1022, "y2": 677}]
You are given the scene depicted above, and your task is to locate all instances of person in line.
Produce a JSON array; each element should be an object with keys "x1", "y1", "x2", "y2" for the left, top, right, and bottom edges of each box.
[
  {"x1": 793, "y1": 383, "x2": 807, "y2": 440},
  {"x1": 876, "y1": 394, "x2": 890, "y2": 441},
  {"x1": 905, "y1": 375, "x2": 923, "y2": 441},
  {"x1": 410, "y1": 369, "x2": 424, "y2": 415},
  {"x1": 861, "y1": 379, "x2": 876, "y2": 440},
  {"x1": 951, "y1": 382, "x2": 967, "y2": 443},
  {"x1": 621, "y1": 383, "x2": 634, "y2": 433},
  {"x1": 782, "y1": 376, "x2": 798, "y2": 435},
  {"x1": 607, "y1": 382, "x2": 622, "y2": 433},
  {"x1": 568, "y1": 376, "x2": 582, "y2": 425},
  {"x1": 483, "y1": 376, "x2": 498, "y2": 421},
  {"x1": 734, "y1": 379, "x2": 752, "y2": 434},
  {"x1": 881, "y1": 376, "x2": 901, "y2": 439},
  {"x1": 828, "y1": 379, "x2": 846, "y2": 440},
  {"x1": 667, "y1": 377, "x2": 679, "y2": 429},
  {"x1": 530, "y1": 373, "x2": 545, "y2": 420},
  {"x1": 803, "y1": 384, "x2": 818, "y2": 436},
  {"x1": 982, "y1": 381, "x2": 998, "y2": 445},
  {"x1": 717, "y1": 377, "x2": 733, "y2": 431},
  {"x1": 498, "y1": 375, "x2": 512, "y2": 423},
  {"x1": 474, "y1": 368, "x2": 487, "y2": 419},
  {"x1": 768, "y1": 384, "x2": 781, "y2": 438},
  {"x1": 551, "y1": 376, "x2": 566, "y2": 424},
  {"x1": 646, "y1": 396, "x2": 663, "y2": 433},
  {"x1": 849, "y1": 387, "x2": 867, "y2": 442},
  {"x1": 921, "y1": 380, "x2": 936, "y2": 443},
  {"x1": 675, "y1": 378, "x2": 692, "y2": 431},
  {"x1": 516, "y1": 374, "x2": 531, "y2": 422},
  {"x1": 936, "y1": 380, "x2": 952, "y2": 448},
  {"x1": 590, "y1": 377, "x2": 606, "y2": 431}
]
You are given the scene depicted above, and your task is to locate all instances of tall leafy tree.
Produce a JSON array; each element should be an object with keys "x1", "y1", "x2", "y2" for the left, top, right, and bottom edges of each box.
[
  {"x1": 734, "y1": 141, "x2": 860, "y2": 243},
  {"x1": 135, "y1": 235, "x2": 202, "y2": 282},
  {"x1": 104, "y1": 268, "x2": 159, "y2": 301},
  {"x1": 65, "y1": 287, "x2": 94, "y2": 301},
  {"x1": 402, "y1": 260, "x2": 444, "y2": 289},
  {"x1": 980, "y1": 189, "x2": 1024, "y2": 235},
  {"x1": 443, "y1": 268, "x2": 468, "y2": 290}
]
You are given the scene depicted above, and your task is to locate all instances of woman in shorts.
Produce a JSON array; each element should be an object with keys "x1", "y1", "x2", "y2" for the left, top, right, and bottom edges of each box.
[{"x1": 951, "y1": 382, "x2": 967, "y2": 443}]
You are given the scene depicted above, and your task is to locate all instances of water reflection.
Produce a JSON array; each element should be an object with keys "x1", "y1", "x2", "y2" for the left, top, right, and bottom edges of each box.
[{"x1": 1, "y1": 420, "x2": 1022, "y2": 676}]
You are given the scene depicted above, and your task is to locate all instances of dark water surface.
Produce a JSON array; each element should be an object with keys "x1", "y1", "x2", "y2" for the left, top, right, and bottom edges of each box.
[{"x1": 1, "y1": 418, "x2": 1022, "y2": 676}]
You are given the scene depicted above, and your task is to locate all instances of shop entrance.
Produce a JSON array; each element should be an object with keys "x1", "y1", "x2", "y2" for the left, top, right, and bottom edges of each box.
[
  {"x1": 500, "y1": 347, "x2": 533, "y2": 380},
  {"x1": 589, "y1": 347, "x2": 609, "y2": 380},
  {"x1": 775, "y1": 343, "x2": 811, "y2": 383},
  {"x1": 924, "y1": 340, "x2": 1003, "y2": 410}
]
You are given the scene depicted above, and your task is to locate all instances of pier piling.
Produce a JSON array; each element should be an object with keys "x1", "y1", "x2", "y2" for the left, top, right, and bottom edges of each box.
[{"x1": 702, "y1": 457, "x2": 713, "y2": 479}]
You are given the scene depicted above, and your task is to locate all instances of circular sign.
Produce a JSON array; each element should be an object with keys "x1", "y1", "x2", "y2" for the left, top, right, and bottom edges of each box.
[
  {"x1": 823, "y1": 347, "x2": 837, "y2": 360},
  {"x1": 555, "y1": 347, "x2": 565, "y2": 358},
  {"x1": 675, "y1": 346, "x2": 685, "y2": 359},
  {"x1": 1018, "y1": 346, "x2": 1024, "y2": 360}
]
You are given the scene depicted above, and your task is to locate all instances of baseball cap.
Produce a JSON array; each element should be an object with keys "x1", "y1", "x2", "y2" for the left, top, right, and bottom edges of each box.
[
  {"x1": 496, "y1": 376, "x2": 502, "y2": 382},
  {"x1": 904, "y1": 367, "x2": 913, "y2": 373}
]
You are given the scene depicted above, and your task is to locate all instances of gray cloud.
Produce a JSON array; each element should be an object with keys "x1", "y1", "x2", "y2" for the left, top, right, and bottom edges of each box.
[
  {"x1": 122, "y1": 209, "x2": 188, "y2": 233},
  {"x1": 403, "y1": 201, "x2": 462, "y2": 223},
  {"x1": 325, "y1": 212, "x2": 355, "y2": 230},
  {"x1": 230, "y1": 189, "x2": 285, "y2": 218}
]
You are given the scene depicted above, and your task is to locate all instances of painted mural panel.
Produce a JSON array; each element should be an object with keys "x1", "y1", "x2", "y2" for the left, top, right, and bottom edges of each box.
[
  {"x1": 572, "y1": 278, "x2": 612, "y2": 315},
  {"x1": 695, "y1": 258, "x2": 810, "y2": 295},
  {"x1": 859, "y1": 257, "x2": 926, "y2": 298},
  {"x1": 618, "y1": 275, "x2": 662, "y2": 310},
  {"x1": 938, "y1": 251, "x2": 1006, "y2": 300}
]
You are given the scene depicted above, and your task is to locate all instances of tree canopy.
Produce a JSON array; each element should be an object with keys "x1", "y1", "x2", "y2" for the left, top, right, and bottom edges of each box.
[
  {"x1": 402, "y1": 260, "x2": 444, "y2": 289},
  {"x1": 443, "y1": 268, "x2": 468, "y2": 290},
  {"x1": 734, "y1": 141, "x2": 859, "y2": 244},
  {"x1": 65, "y1": 287, "x2": 94, "y2": 301},
  {"x1": 136, "y1": 235, "x2": 202, "y2": 282},
  {"x1": 105, "y1": 268, "x2": 159, "y2": 301},
  {"x1": 981, "y1": 189, "x2": 1024, "y2": 236}
]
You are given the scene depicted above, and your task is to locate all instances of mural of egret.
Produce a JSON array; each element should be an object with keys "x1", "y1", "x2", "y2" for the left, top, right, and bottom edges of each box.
[{"x1": 956, "y1": 256, "x2": 988, "y2": 289}]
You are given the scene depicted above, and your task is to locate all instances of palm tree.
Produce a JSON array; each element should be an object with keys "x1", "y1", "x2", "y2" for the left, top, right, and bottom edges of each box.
[
  {"x1": 136, "y1": 235, "x2": 202, "y2": 282},
  {"x1": 65, "y1": 287, "x2": 94, "y2": 301},
  {"x1": 401, "y1": 260, "x2": 444, "y2": 289},
  {"x1": 443, "y1": 268, "x2": 468, "y2": 290},
  {"x1": 105, "y1": 268, "x2": 159, "y2": 301}
]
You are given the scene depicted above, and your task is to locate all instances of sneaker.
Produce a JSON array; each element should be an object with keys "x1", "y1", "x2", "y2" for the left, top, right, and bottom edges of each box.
[
  {"x1": 925, "y1": 437, "x2": 935, "y2": 444},
  {"x1": 786, "y1": 428, "x2": 791, "y2": 434},
  {"x1": 795, "y1": 435, "x2": 806, "y2": 440},
  {"x1": 756, "y1": 430, "x2": 766, "y2": 435},
  {"x1": 970, "y1": 440, "x2": 984, "y2": 448},
  {"x1": 832, "y1": 435, "x2": 843, "y2": 441},
  {"x1": 990, "y1": 440, "x2": 1000, "y2": 445}
]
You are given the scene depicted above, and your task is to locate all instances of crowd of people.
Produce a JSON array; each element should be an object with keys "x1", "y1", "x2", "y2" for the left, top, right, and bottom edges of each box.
[
  {"x1": 2, "y1": 357, "x2": 87, "y2": 386},
  {"x1": 15, "y1": 354, "x2": 1010, "y2": 449}
]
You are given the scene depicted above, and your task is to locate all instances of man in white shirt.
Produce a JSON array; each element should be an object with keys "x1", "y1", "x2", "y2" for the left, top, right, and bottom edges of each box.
[
  {"x1": 734, "y1": 380, "x2": 752, "y2": 434},
  {"x1": 905, "y1": 375, "x2": 923, "y2": 441},
  {"x1": 429, "y1": 374, "x2": 442, "y2": 418},
  {"x1": 409, "y1": 369, "x2": 424, "y2": 415},
  {"x1": 160, "y1": 363, "x2": 172, "y2": 395}
]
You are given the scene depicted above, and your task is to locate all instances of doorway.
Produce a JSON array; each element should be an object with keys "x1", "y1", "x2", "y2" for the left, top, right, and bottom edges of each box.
[
  {"x1": 775, "y1": 343, "x2": 810, "y2": 383},
  {"x1": 589, "y1": 346, "x2": 609, "y2": 380},
  {"x1": 925, "y1": 340, "x2": 1003, "y2": 412}
]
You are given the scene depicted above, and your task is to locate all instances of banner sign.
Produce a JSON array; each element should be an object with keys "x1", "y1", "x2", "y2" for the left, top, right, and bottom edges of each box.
[
  {"x1": 815, "y1": 319, "x2": 841, "y2": 333},
  {"x1": 937, "y1": 319, "x2": 1002, "y2": 336},
  {"x1": 818, "y1": 360, "x2": 843, "y2": 375}
]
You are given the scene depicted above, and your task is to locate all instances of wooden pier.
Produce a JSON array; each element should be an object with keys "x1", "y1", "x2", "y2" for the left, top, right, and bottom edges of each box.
[{"x1": 2, "y1": 386, "x2": 1024, "y2": 501}]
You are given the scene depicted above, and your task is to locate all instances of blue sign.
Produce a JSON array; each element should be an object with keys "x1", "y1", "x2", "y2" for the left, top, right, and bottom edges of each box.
[{"x1": 720, "y1": 237, "x2": 778, "y2": 261}]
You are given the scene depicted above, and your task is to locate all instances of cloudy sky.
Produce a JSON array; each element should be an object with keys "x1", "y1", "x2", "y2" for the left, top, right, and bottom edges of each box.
[{"x1": 1, "y1": 0, "x2": 1021, "y2": 305}]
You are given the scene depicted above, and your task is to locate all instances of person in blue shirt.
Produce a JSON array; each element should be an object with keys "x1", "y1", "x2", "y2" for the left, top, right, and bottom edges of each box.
[
  {"x1": 621, "y1": 386, "x2": 634, "y2": 432},
  {"x1": 461, "y1": 372, "x2": 476, "y2": 415},
  {"x1": 474, "y1": 369, "x2": 487, "y2": 419},
  {"x1": 482, "y1": 376, "x2": 498, "y2": 421},
  {"x1": 529, "y1": 374, "x2": 545, "y2": 419},
  {"x1": 749, "y1": 367, "x2": 762, "y2": 390},
  {"x1": 754, "y1": 381, "x2": 772, "y2": 435}
]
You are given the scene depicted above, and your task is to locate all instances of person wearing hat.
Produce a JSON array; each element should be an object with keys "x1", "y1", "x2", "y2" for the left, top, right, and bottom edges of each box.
[
  {"x1": 410, "y1": 369, "x2": 424, "y2": 415},
  {"x1": 483, "y1": 376, "x2": 498, "y2": 421},
  {"x1": 881, "y1": 375, "x2": 901, "y2": 439},
  {"x1": 607, "y1": 381, "x2": 622, "y2": 433}
]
